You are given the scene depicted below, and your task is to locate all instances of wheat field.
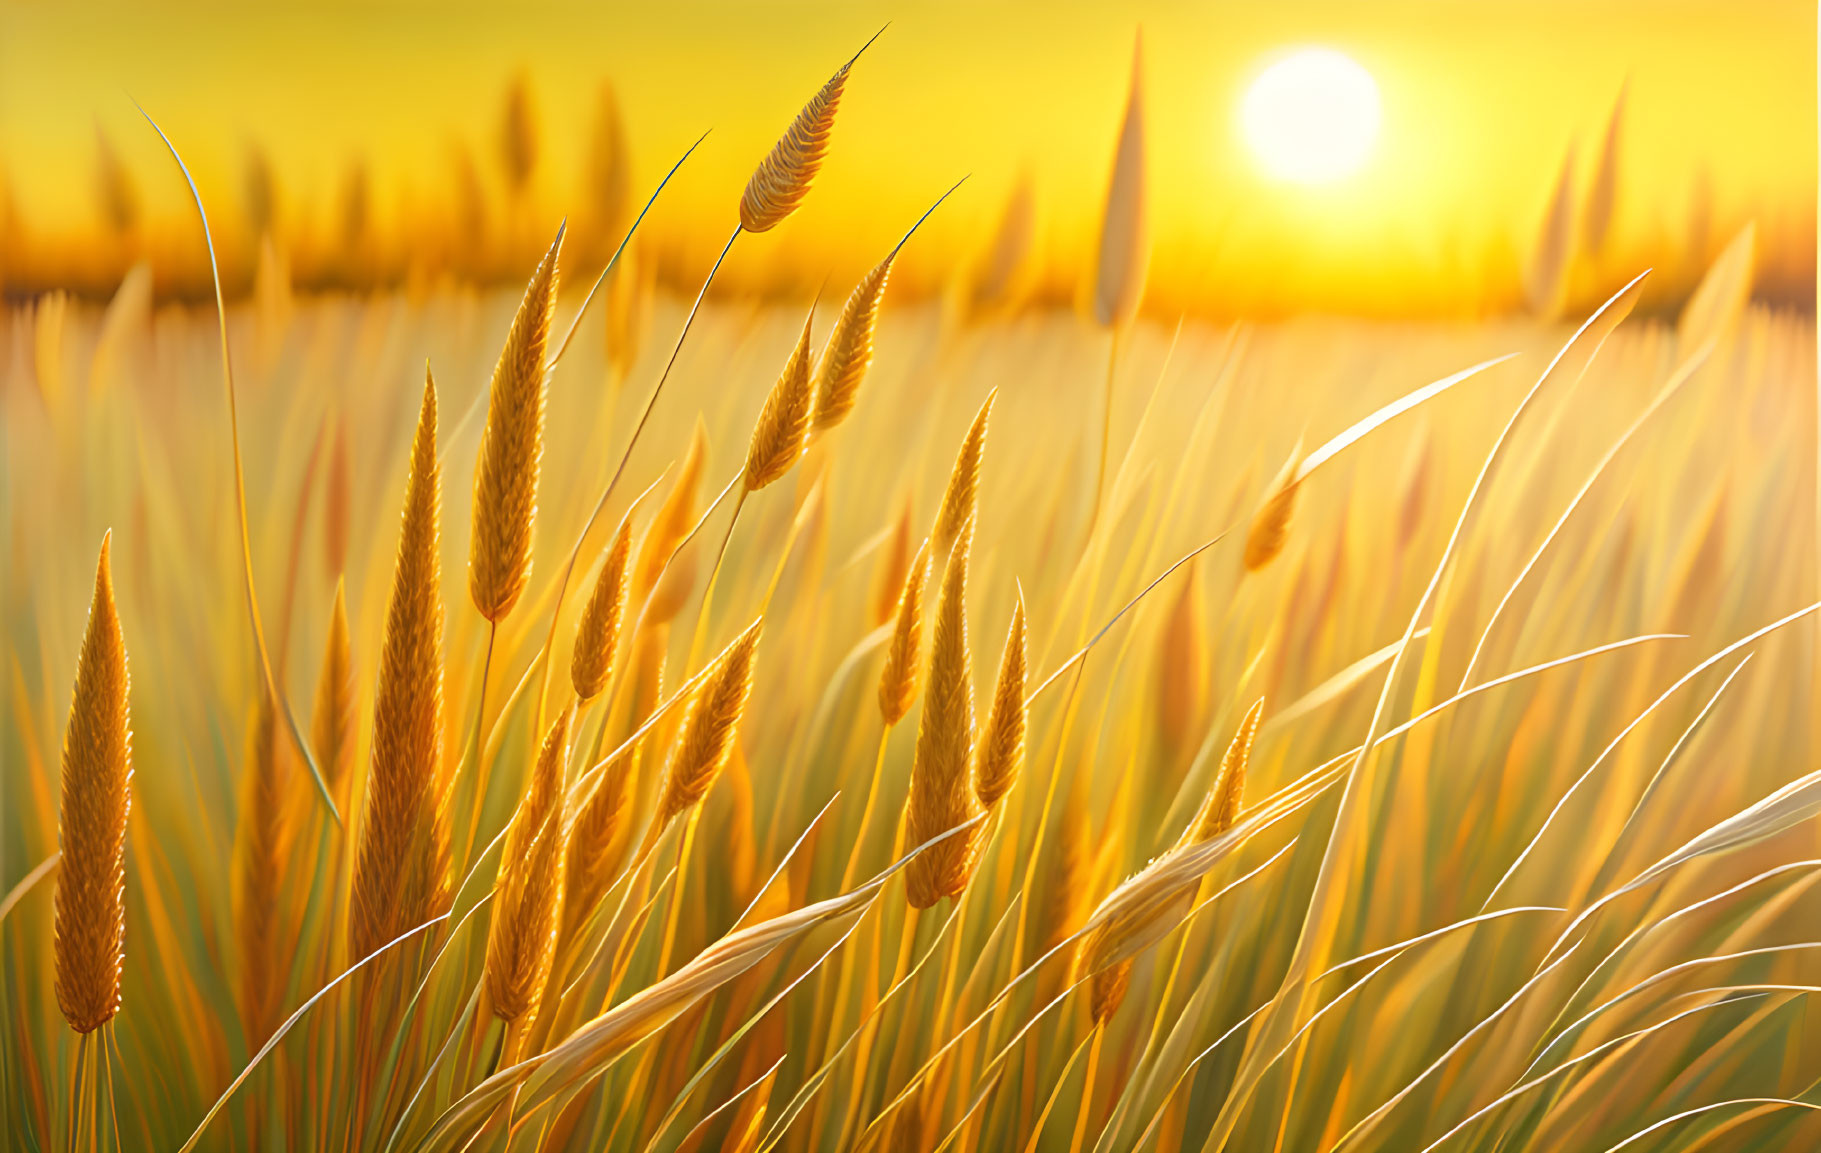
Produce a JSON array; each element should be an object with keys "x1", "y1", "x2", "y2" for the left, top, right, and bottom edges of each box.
[{"x1": 5, "y1": 38, "x2": 1821, "y2": 1153}]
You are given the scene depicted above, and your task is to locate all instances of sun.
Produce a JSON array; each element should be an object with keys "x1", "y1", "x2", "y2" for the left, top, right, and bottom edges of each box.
[{"x1": 1241, "y1": 47, "x2": 1382, "y2": 184}]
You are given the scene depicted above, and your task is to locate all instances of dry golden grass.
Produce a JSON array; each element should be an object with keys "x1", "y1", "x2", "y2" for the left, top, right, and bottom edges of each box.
[{"x1": 6, "y1": 52, "x2": 1820, "y2": 1153}]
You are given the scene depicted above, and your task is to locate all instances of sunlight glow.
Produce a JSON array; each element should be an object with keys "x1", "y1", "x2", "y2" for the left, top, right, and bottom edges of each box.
[{"x1": 1241, "y1": 48, "x2": 1382, "y2": 184}]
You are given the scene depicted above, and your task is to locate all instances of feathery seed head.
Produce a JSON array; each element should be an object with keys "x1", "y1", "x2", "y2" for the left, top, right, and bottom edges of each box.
[
  {"x1": 933, "y1": 390, "x2": 995, "y2": 556},
  {"x1": 572, "y1": 510, "x2": 634, "y2": 702},
  {"x1": 809, "y1": 254, "x2": 893, "y2": 436},
  {"x1": 878, "y1": 537, "x2": 933, "y2": 727},
  {"x1": 739, "y1": 43, "x2": 865, "y2": 232},
  {"x1": 744, "y1": 303, "x2": 817, "y2": 492},
  {"x1": 233, "y1": 688, "x2": 289, "y2": 1048},
  {"x1": 1183, "y1": 698, "x2": 1263, "y2": 848},
  {"x1": 350, "y1": 368, "x2": 450, "y2": 964},
  {"x1": 905, "y1": 516, "x2": 980, "y2": 908},
  {"x1": 657, "y1": 619, "x2": 764, "y2": 828},
  {"x1": 486, "y1": 705, "x2": 574, "y2": 1023},
  {"x1": 561, "y1": 742, "x2": 637, "y2": 945},
  {"x1": 469, "y1": 222, "x2": 563, "y2": 623},
  {"x1": 973, "y1": 589, "x2": 1027, "y2": 808},
  {"x1": 1243, "y1": 446, "x2": 1304, "y2": 572},
  {"x1": 1087, "y1": 958, "x2": 1134, "y2": 1026},
  {"x1": 54, "y1": 533, "x2": 132, "y2": 1035},
  {"x1": 312, "y1": 579, "x2": 355, "y2": 801}
]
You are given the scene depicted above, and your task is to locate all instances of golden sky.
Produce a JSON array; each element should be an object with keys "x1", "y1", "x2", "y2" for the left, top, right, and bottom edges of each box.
[{"x1": 0, "y1": 0, "x2": 1813, "y2": 316}]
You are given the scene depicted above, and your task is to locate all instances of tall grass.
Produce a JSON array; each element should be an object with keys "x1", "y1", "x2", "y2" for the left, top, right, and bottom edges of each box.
[{"x1": 3, "y1": 61, "x2": 1820, "y2": 1153}]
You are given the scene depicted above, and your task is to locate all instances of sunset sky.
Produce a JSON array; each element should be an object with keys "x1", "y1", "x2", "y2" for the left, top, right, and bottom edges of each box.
[{"x1": 0, "y1": 0, "x2": 1812, "y2": 316}]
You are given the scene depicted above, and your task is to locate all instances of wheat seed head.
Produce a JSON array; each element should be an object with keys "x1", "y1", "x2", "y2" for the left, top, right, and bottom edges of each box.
[
  {"x1": 809, "y1": 253, "x2": 893, "y2": 436},
  {"x1": 1087, "y1": 958, "x2": 1133, "y2": 1027},
  {"x1": 906, "y1": 514, "x2": 980, "y2": 908},
  {"x1": 738, "y1": 42, "x2": 864, "y2": 232},
  {"x1": 312, "y1": 578, "x2": 355, "y2": 801},
  {"x1": 744, "y1": 303, "x2": 817, "y2": 492},
  {"x1": 54, "y1": 532, "x2": 132, "y2": 1035},
  {"x1": 470, "y1": 222, "x2": 563, "y2": 623},
  {"x1": 351, "y1": 367, "x2": 450, "y2": 964},
  {"x1": 933, "y1": 389, "x2": 996, "y2": 557},
  {"x1": 973, "y1": 587, "x2": 1027, "y2": 809},
  {"x1": 486, "y1": 705, "x2": 573, "y2": 1022},
  {"x1": 233, "y1": 688, "x2": 288, "y2": 1049},
  {"x1": 1243, "y1": 445, "x2": 1304, "y2": 572},
  {"x1": 561, "y1": 741, "x2": 637, "y2": 944},
  {"x1": 657, "y1": 618, "x2": 764, "y2": 828},
  {"x1": 1184, "y1": 697, "x2": 1263, "y2": 847},
  {"x1": 878, "y1": 536, "x2": 934, "y2": 727},
  {"x1": 572, "y1": 509, "x2": 635, "y2": 702}
]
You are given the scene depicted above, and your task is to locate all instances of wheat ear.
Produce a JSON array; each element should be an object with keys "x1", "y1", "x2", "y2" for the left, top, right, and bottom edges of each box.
[
  {"x1": 311, "y1": 578, "x2": 355, "y2": 804},
  {"x1": 974, "y1": 588, "x2": 1028, "y2": 808},
  {"x1": 743, "y1": 303, "x2": 817, "y2": 492},
  {"x1": 738, "y1": 29, "x2": 882, "y2": 232},
  {"x1": 470, "y1": 222, "x2": 564, "y2": 623},
  {"x1": 878, "y1": 538, "x2": 935, "y2": 727},
  {"x1": 53, "y1": 533, "x2": 132, "y2": 1035},
  {"x1": 571, "y1": 510, "x2": 635, "y2": 702},
  {"x1": 485, "y1": 706, "x2": 574, "y2": 1024},
  {"x1": 905, "y1": 515, "x2": 980, "y2": 908},
  {"x1": 933, "y1": 390, "x2": 995, "y2": 556},
  {"x1": 350, "y1": 367, "x2": 450, "y2": 963},
  {"x1": 654, "y1": 618, "x2": 765, "y2": 832}
]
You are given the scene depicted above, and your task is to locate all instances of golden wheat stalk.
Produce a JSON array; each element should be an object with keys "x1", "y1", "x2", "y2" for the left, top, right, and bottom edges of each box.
[
  {"x1": 653, "y1": 618, "x2": 765, "y2": 834},
  {"x1": 743, "y1": 303, "x2": 818, "y2": 492},
  {"x1": 470, "y1": 222, "x2": 564, "y2": 623},
  {"x1": 485, "y1": 707, "x2": 574, "y2": 1024},
  {"x1": 232, "y1": 689, "x2": 288, "y2": 1049},
  {"x1": 571, "y1": 510, "x2": 635, "y2": 703},
  {"x1": 311, "y1": 579, "x2": 355, "y2": 804},
  {"x1": 53, "y1": 533, "x2": 132, "y2": 1035},
  {"x1": 974, "y1": 588, "x2": 1028, "y2": 808},
  {"x1": 906, "y1": 515, "x2": 981, "y2": 908},
  {"x1": 350, "y1": 367, "x2": 450, "y2": 964},
  {"x1": 738, "y1": 30, "x2": 882, "y2": 232},
  {"x1": 879, "y1": 538, "x2": 935, "y2": 727},
  {"x1": 933, "y1": 390, "x2": 996, "y2": 556}
]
